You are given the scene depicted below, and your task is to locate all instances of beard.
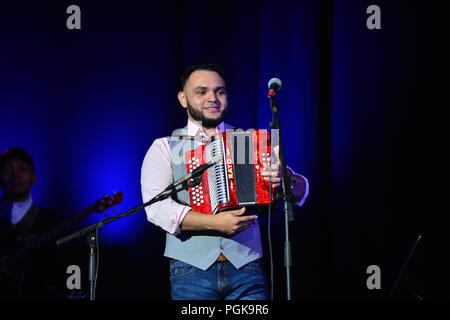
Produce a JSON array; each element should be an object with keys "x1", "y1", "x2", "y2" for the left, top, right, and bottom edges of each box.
[{"x1": 186, "y1": 99, "x2": 229, "y2": 128}]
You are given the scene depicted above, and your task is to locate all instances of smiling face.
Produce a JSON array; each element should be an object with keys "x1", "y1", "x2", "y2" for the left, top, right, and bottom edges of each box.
[{"x1": 177, "y1": 70, "x2": 229, "y2": 129}]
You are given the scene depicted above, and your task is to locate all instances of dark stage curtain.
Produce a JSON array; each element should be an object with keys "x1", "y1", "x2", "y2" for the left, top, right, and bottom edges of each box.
[{"x1": 1, "y1": 1, "x2": 445, "y2": 300}]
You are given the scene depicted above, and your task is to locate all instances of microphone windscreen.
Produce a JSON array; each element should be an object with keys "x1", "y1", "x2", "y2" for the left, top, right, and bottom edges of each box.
[{"x1": 268, "y1": 78, "x2": 282, "y2": 91}]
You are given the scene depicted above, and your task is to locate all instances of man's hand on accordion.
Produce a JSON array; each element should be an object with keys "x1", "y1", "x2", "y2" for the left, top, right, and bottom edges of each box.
[
  {"x1": 260, "y1": 145, "x2": 307, "y2": 204},
  {"x1": 180, "y1": 207, "x2": 258, "y2": 236},
  {"x1": 213, "y1": 207, "x2": 258, "y2": 236},
  {"x1": 261, "y1": 145, "x2": 283, "y2": 189}
]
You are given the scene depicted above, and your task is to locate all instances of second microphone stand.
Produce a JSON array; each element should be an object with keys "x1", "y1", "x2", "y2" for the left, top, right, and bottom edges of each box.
[
  {"x1": 269, "y1": 92, "x2": 296, "y2": 300},
  {"x1": 56, "y1": 177, "x2": 200, "y2": 300}
]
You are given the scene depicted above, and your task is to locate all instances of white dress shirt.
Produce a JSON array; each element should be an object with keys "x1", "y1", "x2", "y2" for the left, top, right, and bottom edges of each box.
[{"x1": 0, "y1": 194, "x2": 33, "y2": 225}]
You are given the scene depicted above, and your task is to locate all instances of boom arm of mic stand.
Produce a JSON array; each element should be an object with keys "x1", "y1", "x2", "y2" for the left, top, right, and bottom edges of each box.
[
  {"x1": 55, "y1": 174, "x2": 194, "y2": 301},
  {"x1": 56, "y1": 189, "x2": 174, "y2": 247}
]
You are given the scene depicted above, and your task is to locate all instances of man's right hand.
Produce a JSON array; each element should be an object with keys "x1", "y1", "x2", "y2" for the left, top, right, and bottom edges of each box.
[
  {"x1": 213, "y1": 207, "x2": 257, "y2": 236},
  {"x1": 180, "y1": 207, "x2": 258, "y2": 236}
]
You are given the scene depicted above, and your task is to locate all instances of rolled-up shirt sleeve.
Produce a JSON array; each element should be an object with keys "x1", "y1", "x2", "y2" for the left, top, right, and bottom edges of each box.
[
  {"x1": 286, "y1": 165, "x2": 310, "y2": 207},
  {"x1": 141, "y1": 138, "x2": 191, "y2": 236}
]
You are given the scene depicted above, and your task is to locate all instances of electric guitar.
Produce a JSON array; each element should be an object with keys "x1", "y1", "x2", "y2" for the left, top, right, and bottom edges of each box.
[{"x1": 0, "y1": 191, "x2": 123, "y2": 278}]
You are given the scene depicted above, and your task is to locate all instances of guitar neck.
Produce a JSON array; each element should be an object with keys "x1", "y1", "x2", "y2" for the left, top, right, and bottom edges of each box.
[{"x1": 39, "y1": 205, "x2": 97, "y2": 245}]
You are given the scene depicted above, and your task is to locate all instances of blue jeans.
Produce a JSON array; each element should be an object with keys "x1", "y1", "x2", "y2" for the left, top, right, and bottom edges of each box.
[{"x1": 169, "y1": 259, "x2": 269, "y2": 300}]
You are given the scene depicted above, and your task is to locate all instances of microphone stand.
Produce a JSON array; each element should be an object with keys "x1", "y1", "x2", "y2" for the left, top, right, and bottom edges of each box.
[
  {"x1": 56, "y1": 177, "x2": 200, "y2": 301},
  {"x1": 268, "y1": 91, "x2": 296, "y2": 300}
]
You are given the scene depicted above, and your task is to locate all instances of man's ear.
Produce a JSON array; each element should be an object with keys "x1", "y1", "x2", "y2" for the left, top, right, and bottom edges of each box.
[
  {"x1": 177, "y1": 91, "x2": 187, "y2": 109},
  {"x1": 31, "y1": 173, "x2": 37, "y2": 186}
]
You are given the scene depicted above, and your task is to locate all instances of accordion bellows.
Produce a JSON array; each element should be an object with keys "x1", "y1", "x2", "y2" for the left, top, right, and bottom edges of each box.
[{"x1": 185, "y1": 129, "x2": 274, "y2": 214}]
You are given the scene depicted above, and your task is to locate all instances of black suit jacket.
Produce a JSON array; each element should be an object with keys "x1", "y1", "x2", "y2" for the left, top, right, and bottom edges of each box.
[{"x1": 0, "y1": 205, "x2": 60, "y2": 299}]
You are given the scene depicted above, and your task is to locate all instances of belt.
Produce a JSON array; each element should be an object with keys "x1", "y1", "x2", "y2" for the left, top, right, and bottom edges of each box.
[
  {"x1": 171, "y1": 254, "x2": 262, "y2": 263},
  {"x1": 171, "y1": 253, "x2": 228, "y2": 263},
  {"x1": 217, "y1": 253, "x2": 228, "y2": 261}
]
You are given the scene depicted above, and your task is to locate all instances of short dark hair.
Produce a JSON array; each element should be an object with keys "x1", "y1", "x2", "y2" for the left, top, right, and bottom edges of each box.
[
  {"x1": 0, "y1": 147, "x2": 35, "y2": 172},
  {"x1": 180, "y1": 62, "x2": 226, "y2": 90}
]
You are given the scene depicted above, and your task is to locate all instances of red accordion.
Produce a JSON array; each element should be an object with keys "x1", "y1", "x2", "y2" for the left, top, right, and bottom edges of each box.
[{"x1": 185, "y1": 129, "x2": 274, "y2": 215}]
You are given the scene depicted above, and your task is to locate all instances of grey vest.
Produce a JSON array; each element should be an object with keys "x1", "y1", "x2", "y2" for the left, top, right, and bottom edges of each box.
[{"x1": 163, "y1": 124, "x2": 263, "y2": 270}]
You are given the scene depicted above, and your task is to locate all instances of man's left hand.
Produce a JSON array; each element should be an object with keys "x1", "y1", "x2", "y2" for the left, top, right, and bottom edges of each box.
[{"x1": 261, "y1": 145, "x2": 284, "y2": 189}]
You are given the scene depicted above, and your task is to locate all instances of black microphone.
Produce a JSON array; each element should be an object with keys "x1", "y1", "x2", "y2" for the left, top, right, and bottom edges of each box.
[
  {"x1": 165, "y1": 155, "x2": 222, "y2": 191},
  {"x1": 268, "y1": 78, "x2": 282, "y2": 96}
]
